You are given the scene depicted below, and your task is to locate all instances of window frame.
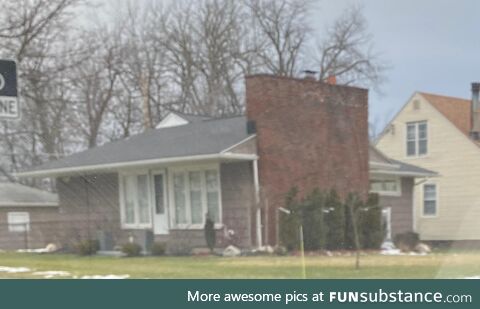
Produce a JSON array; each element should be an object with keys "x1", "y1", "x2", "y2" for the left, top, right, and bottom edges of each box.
[
  {"x1": 7, "y1": 211, "x2": 30, "y2": 232},
  {"x1": 406, "y1": 121, "x2": 428, "y2": 157},
  {"x1": 422, "y1": 183, "x2": 438, "y2": 217},
  {"x1": 168, "y1": 163, "x2": 222, "y2": 229},
  {"x1": 369, "y1": 176, "x2": 402, "y2": 196},
  {"x1": 119, "y1": 170, "x2": 153, "y2": 229}
]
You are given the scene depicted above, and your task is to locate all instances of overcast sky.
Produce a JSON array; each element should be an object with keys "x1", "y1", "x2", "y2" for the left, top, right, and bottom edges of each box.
[
  {"x1": 93, "y1": 0, "x2": 479, "y2": 131},
  {"x1": 313, "y1": 0, "x2": 479, "y2": 130}
]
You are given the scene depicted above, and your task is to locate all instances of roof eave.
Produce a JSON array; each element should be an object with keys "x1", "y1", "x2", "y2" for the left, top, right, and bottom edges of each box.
[
  {"x1": 369, "y1": 169, "x2": 438, "y2": 178},
  {"x1": 15, "y1": 153, "x2": 258, "y2": 178}
]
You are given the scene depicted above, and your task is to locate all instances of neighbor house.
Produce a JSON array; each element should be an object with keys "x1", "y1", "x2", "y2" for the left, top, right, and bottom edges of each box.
[
  {"x1": 16, "y1": 75, "x2": 434, "y2": 253},
  {"x1": 376, "y1": 83, "x2": 480, "y2": 245},
  {"x1": 0, "y1": 182, "x2": 59, "y2": 250}
]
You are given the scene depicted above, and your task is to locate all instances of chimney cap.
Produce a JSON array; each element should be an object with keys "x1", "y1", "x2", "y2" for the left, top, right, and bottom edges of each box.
[
  {"x1": 472, "y1": 82, "x2": 480, "y2": 92},
  {"x1": 302, "y1": 70, "x2": 318, "y2": 80}
]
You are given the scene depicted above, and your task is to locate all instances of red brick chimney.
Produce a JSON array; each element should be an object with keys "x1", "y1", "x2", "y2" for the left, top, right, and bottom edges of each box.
[
  {"x1": 246, "y1": 74, "x2": 369, "y2": 246},
  {"x1": 326, "y1": 75, "x2": 337, "y2": 85}
]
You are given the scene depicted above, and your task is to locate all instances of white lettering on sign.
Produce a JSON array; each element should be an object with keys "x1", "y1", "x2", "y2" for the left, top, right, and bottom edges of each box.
[{"x1": 0, "y1": 97, "x2": 19, "y2": 118}]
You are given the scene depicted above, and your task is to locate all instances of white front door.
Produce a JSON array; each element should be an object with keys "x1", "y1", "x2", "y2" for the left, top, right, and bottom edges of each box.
[
  {"x1": 152, "y1": 171, "x2": 169, "y2": 235},
  {"x1": 382, "y1": 207, "x2": 392, "y2": 241}
]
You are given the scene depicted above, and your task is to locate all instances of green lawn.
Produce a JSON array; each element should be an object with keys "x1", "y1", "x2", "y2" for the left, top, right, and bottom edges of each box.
[{"x1": 0, "y1": 251, "x2": 479, "y2": 279}]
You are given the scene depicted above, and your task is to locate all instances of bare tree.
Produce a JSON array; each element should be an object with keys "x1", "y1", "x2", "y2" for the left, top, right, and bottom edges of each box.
[
  {"x1": 313, "y1": 5, "x2": 388, "y2": 89},
  {"x1": 246, "y1": 0, "x2": 311, "y2": 77},
  {"x1": 68, "y1": 29, "x2": 122, "y2": 148},
  {"x1": 164, "y1": 0, "x2": 256, "y2": 116},
  {"x1": 0, "y1": 0, "x2": 83, "y2": 179}
]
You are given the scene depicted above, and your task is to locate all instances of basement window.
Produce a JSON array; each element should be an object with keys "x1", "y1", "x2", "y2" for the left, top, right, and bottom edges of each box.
[{"x1": 406, "y1": 121, "x2": 428, "y2": 157}]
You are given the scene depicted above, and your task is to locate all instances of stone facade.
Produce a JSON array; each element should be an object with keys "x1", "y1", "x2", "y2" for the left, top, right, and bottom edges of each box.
[{"x1": 246, "y1": 74, "x2": 370, "y2": 245}]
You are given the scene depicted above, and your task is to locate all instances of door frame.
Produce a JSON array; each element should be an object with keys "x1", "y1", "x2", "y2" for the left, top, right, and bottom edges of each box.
[{"x1": 150, "y1": 169, "x2": 169, "y2": 235}]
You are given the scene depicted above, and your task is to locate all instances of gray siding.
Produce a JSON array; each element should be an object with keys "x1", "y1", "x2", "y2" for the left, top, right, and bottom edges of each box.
[
  {"x1": 53, "y1": 162, "x2": 254, "y2": 254},
  {"x1": 378, "y1": 177, "x2": 414, "y2": 238},
  {"x1": 0, "y1": 206, "x2": 59, "y2": 250}
]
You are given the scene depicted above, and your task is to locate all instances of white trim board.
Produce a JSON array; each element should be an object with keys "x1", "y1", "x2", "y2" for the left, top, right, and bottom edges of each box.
[{"x1": 15, "y1": 153, "x2": 258, "y2": 178}]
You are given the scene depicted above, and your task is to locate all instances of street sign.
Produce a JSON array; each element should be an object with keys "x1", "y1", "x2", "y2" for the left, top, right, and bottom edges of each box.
[{"x1": 0, "y1": 59, "x2": 19, "y2": 119}]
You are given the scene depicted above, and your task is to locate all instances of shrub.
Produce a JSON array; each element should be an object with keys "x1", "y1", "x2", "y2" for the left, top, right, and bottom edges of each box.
[
  {"x1": 150, "y1": 242, "x2": 167, "y2": 256},
  {"x1": 394, "y1": 232, "x2": 420, "y2": 252},
  {"x1": 358, "y1": 193, "x2": 383, "y2": 249},
  {"x1": 279, "y1": 187, "x2": 301, "y2": 251},
  {"x1": 204, "y1": 213, "x2": 216, "y2": 253},
  {"x1": 325, "y1": 189, "x2": 345, "y2": 250},
  {"x1": 302, "y1": 189, "x2": 326, "y2": 250},
  {"x1": 122, "y1": 243, "x2": 142, "y2": 257},
  {"x1": 73, "y1": 239, "x2": 99, "y2": 256}
]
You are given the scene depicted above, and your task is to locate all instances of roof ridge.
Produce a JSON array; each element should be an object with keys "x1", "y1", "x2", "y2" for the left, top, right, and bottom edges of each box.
[
  {"x1": 418, "y1": 91, "x2": 470, "y2": 102},
  {"x1": 170, "y1": 110, "x2": 212, "y2": 118}
]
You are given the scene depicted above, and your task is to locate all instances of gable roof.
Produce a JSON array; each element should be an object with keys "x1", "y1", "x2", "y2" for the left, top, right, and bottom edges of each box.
[
  {"x1": 0, "y1": 182, "x2": 58, "y2": 207},
  {"x1": 155, "y1": 111, "x2": 212, "y2": 129},
  {"x1": 17, "y1": 116, "x2": 255, "y2": 177},
  {"x1": 419, "y1": 92, "x2": 471, "y2": 136}
]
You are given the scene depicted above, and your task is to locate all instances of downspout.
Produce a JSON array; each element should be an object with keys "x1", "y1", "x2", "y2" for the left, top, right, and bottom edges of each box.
[{"x1": 253, "y1": 159, "x2": 262, "y2": 247}]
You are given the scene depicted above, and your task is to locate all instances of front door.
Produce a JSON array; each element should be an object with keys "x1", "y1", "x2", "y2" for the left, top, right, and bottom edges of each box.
[
  {"x1": 152, "y1": 171, "x2": 169, "y2": 235},
  {"x1": 382, "y1": 207, "x2": 392, "y2": 241}
]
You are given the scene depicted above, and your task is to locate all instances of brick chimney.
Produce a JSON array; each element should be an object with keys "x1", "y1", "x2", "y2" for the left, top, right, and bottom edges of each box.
[
  {"x1": 245, "y1": 74, "x2": 369, "y2": 245},
  {"x1": 471, "y1": 82, "x2": 480, "y2": 140}
]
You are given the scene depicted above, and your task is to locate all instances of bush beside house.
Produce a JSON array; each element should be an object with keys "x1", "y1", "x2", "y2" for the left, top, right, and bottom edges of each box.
[{"x1": 280, "y1": 188, "x2": 383, "y2": 252}]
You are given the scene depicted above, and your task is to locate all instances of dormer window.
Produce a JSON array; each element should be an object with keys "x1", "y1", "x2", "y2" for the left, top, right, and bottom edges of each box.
[{"x1": 406, "y1": 121, "x2": 428, "y2": 157}]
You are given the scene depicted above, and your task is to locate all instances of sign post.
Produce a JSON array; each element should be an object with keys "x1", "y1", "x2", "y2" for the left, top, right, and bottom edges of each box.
[{"x1": 0, "y1": 59, "x2": 19, "y2": 119}]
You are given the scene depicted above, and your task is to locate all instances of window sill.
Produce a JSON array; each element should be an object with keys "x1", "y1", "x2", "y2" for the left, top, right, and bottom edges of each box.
[
  {"x1": 171, "y1": 223, "x2": 224, "y2": 230},
  {"x1": 370, "y1": 191, "x2": 402, "y2": 197},
  {"x1": 121, "y1": 224, "x2": 153, "y2": 230},
  {"x1": 421, "y1": 214, "x2": 438, "y2": 218}
]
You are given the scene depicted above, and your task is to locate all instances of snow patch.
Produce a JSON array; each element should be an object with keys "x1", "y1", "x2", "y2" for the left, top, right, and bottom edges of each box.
[
  {"x1": 33, "y1": 271, "x2": 71, "y2": 279},
  {"x1": 80, "y1": 274, "x2": 130, "y2": 279},
  {"x1": 380, "y1": 249, "x2": 426, "y2": 256},
  {"x1": 0, "y1": 266, "x2": 31, "y2": 273}
]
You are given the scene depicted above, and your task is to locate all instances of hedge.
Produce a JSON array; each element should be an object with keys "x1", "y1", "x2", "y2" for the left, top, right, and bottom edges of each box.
[{"x1": 279, "y1": 188, "x2": 383, "y2": 251}]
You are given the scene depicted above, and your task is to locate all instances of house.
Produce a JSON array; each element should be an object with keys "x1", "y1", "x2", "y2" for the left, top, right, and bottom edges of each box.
[
  {"x1": 369, "y1": 146, "x2": 436, "y2": 240},
  {"x1": 376, "y1": 83, "x2": 480, "y2": 245},
  {"x1": 0, "y1": 182, "x2": 59, "y2": 250},
  {"x1": 16, "y1": 75, "x2": 434, "y2": 253}
]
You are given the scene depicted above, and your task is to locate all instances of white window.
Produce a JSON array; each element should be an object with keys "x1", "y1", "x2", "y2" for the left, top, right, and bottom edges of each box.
[
  {"x1": 8, "y1": 212, "x2": 30, "y2": 232},
  {"x1": 170, "y1": 166, "x2": 221, "y2": 228},
  {"x1": 369, "y1": 178, "x2": 401, "y2": 196},
  {"x1": 120, "y1": 173, "x2": 152, "y2": 228},
  {"x1": 406, "y1": 121, "x2": 428, "y2": 157},
  {"x1": 423, "y1": 184, "x2": 437, "y2": 216}
]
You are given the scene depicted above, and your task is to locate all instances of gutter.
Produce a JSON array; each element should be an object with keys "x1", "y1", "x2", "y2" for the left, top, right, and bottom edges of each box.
[
  {"x1": 369, "y1": 169, "x2": 438, "y2": 178},
  {"x1": 15, "y1": 153, "x2": 258, "y2": 178}
]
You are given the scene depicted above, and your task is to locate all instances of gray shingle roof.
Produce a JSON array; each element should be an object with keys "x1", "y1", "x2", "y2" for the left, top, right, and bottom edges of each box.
[
  {"x1": 20, "y1": 116, "x2": 252, "y2": 176},
  {"x1": 0, "y1": 182, "x2": 58, "y2": 207},
  {"x1": 171, "y1": 111, "x2": 212, "y2": 123},
  {"x1": 369, "y1": 145, "x2": 437, "y2": 177}
]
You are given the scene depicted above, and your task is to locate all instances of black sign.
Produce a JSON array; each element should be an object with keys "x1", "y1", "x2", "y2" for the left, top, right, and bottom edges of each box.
[{"x1": 0, "y1": 59, "x2": 19, "y2": 119}]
